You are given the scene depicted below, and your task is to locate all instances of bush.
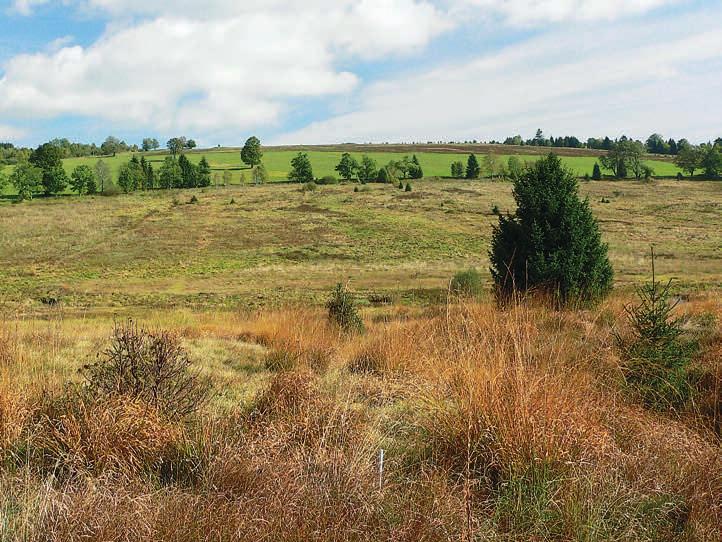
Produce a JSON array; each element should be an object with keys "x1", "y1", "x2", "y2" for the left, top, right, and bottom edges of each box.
[
  {"x1": 489, "y1": 154, "x2": 613, "y2": 306},
  {"x1": 450, "y1": 268, "x2": 483, "y2": 298},
  {"x1": 101, "y1": 179, "x2": 121, "y2": 197},
  {"x1": 301, "y1": 181, "x2": 317, "y2": 192},
  {"x1": 617, "y1": 251, "x2": 697, "y2": 410},
  {"x1": 317, "y1": 175, "x2": 338, "y2": 185},
  {"x1": 405, "y1": 183, "x2": 412, "y2": 192},
  {"x1": 80, "y1": 320, "x2": 211, "y2": 420},
  {"x1": 326, "y1": 283, "x2": 364, "y2": 334}
]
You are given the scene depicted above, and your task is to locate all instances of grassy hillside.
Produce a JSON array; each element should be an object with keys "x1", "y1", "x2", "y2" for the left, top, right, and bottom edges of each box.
[
  {"x1": 1, "y1": 178, "x2": 719, "y2": 312},
  {"x1": 1, "y1": 145, "x2": 685, "y2": 197},
  {"x1": 60, "y1": 147, "x2": 683, "y2": 185},
  {"x1": 1, "y1": 163, "x2": 720, "y2": 541}
]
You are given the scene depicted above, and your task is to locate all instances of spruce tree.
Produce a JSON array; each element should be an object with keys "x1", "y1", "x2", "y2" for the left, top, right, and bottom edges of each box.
[
  {"x1": 408, "y1": 155, "x2": 423, "y2": 179},
  {"x1": 592, "y1": 163, "x2": 602, "y2": 180},
  {"x1": 465, "y1": 154, "x2": 480, "y2": 179},
  {"x1": 197, "y1": 157, "x2": 212, "y2": 187},
  {"x1": 178, "y1": 154, "x2": 198, "y2": 188},
  {"x1": 489, "y1": 153, "x2": 613, "y2": 305}
]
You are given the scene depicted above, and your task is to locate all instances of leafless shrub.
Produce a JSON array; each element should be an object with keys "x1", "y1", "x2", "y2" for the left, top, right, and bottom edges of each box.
[{"x1": 81, "y1": 320, "x2": 211, "y2": 421}]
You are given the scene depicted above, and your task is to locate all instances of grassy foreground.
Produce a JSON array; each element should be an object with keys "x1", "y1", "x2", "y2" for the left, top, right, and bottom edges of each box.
[
  {"x1": 0, "y1": 294, "x2": 720, "y2": 540},
  {"x1": 0, "y1": 170, "x2": 720, "y2": 539}
]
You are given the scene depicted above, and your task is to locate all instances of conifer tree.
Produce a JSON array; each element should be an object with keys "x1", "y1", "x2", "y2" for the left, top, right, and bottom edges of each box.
[
  {"x1": 197, "y1": 157, "x2": 212, "y2": 187},
  {"x1": 408, "y1": 154, "x2": 423, "y2": 179},
  {"x1": 489, "y1": 153, "x2": 613, "y2": 305},
  {"x1": 465, "y1": 154, "x2": 480, "y2": 179}
]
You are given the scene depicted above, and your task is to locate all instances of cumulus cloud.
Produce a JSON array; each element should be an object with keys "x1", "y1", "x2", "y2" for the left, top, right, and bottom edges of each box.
[
  {"x1": 1, "y1": 1, "x2": 450, "y2": 137},
  {"x1": 277, "y1": 7, "x2": 722, "y2": 144},
  {"x1": 3, "y1": 0, "x2": 714, "y2": 144},
  {"x1": 452, "y1": 0, "x2": 684, "y2": 26}
]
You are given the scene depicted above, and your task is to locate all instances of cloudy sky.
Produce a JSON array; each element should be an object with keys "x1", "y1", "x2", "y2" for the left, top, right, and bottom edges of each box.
[{"x1": 0, "y1": 0, "x2": 720, "y2": 147}]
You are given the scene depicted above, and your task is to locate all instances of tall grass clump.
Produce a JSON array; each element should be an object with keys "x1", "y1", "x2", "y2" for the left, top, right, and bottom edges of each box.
[{"x1": 617, "y1": 251, "x2": 698, "y2": 411}]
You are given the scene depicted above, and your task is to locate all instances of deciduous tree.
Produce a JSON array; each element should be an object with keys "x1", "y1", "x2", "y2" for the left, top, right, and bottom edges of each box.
[
  {"x1": 70, "y1": 165, "x2": 96, "y2": 195},
  {"x1": 288, "y1": 152, "x2": 314, "y2": 183},
  {"x1": 94, "y1": 159, "x2": 112, "y2": 193},
  {"x1": 335, "y1": 153, "x2": 358, "y2": 181},
  {"x1": 241, "y1": 136, "x2": 263, "y2": 168},
  {"x1": 674, "y1": 145, "x2": 701, "y2": 176},
  {"x1": 357, "y1": 155, "x2": 377, "y2": 184},
  {"x1": 10, "y1": 162, "x2": 43, "y2": 201}
]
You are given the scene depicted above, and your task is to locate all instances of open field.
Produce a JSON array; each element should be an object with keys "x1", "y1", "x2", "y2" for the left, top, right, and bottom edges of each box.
[
  {"x1": 2, "y1": 145, "x2": 685, "y2": 197},
  {"x1": 1, "y1": 171, "x2": 721, "y2": 540},
  {"x1": 61, "y1": 146, "x2": 684, "y2": 185},
  {"x1": 0, "y1": 178, "x2": 720, "y2": 314}
]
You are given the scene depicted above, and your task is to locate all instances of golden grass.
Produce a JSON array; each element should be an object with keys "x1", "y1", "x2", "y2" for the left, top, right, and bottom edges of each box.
[{"x1": 0, "y1": 294, "x2": 719, "y2": 540}]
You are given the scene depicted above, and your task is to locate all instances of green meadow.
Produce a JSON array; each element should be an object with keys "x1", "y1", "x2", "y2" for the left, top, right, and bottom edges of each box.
[{"x1": 59, "y1": 147, "x2": 683, "y2": 186}]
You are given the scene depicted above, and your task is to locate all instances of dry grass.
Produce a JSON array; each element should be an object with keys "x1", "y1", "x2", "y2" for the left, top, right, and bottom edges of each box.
[{"x1": 0, "y1": 294, "x2": 720, "y2": 540}]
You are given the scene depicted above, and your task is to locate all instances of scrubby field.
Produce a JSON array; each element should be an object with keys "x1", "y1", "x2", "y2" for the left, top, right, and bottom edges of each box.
[
  {"x1": 0, "y1": 177, "x2": 720, "y2": 541},
  {"x1": 0, "y1": 179, "x2": 720, "y2": 311},
  {"x1": 0, "y1": 296, "x2": 720, "y2": 540}
]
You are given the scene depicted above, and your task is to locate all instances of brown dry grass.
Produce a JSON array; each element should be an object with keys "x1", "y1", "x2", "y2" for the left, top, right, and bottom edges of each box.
[{"x1": 0, "y1": 294, "x2": 720, "y2": 540}]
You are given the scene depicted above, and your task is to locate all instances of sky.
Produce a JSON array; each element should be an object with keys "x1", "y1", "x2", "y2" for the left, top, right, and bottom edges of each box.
[{"x1": 0, "y1": 0, "x2": 720, "y2": 147}]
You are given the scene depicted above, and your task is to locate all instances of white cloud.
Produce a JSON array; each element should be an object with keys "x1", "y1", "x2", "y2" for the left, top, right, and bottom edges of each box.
[
  {"x1": 0, "y1": 1, "x2": 450, "y2": 138},
  {"x1": 11, "y1": 0, "x2": 49, "y2": 16},
  {"x1": 3, "y1": 0, "x2": 714, "y2": 144},
  {"x1": 276, "y1": 7, "x2": 722, "y2": 144},
  {"x1": 0, "y1": 124, "x2": 26, "y2": 140},
  {"x1": 451, "y1": 0, "x2": 684, "y2": 26}
]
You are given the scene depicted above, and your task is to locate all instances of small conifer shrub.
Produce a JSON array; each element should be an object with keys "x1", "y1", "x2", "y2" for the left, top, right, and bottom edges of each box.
[
  {"x1": 327, "y1": 283, "x2": 364, "y2": 334},
  {"x1": 617, "y1": 249, "x2": 697, "y2": 410}
]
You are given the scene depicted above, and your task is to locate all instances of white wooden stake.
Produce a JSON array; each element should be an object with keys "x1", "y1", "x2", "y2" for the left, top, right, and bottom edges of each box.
[{"x1": 378, "y1": 449, "x2": 385, "y2": 490}]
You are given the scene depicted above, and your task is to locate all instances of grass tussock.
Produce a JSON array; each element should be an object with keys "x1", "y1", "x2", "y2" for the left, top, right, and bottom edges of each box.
[{"x1": 0, "y1": 295, "x2": 720, "y2": 540}]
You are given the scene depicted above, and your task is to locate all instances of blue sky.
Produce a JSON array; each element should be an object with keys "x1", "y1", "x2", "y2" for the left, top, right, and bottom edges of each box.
[{"x1": 0, "y1": 0, "x2": 720, "y2": 147}]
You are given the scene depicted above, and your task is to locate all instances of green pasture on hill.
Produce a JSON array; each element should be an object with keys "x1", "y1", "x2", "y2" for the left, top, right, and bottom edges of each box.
[
  {"x1": 1, "y1": 147, "x2": 686, "y2": 197},
  {"x1": 63, "y1": 148, "x2": 683, "y2": 184}
]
